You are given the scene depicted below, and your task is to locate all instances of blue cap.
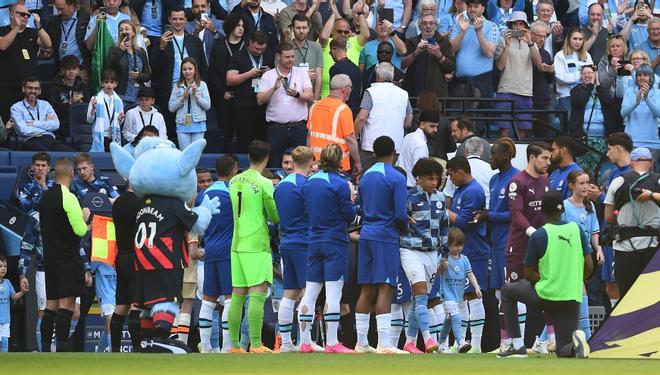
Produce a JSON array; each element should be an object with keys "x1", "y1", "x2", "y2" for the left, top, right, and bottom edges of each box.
[{"x1": 631, "y1": 147, "x2": 653, "y2": 161}]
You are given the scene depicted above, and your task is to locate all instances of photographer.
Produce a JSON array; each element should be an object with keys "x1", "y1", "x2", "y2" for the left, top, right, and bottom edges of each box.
[
  {"x1": 604, "y1": 147, "x2": 659, "y2": 298},
  {"x1": 84, "y1": 0, "x2": 131, "y2": 50},
  {"x1": 185, "y1": 0, "x2": 223, "y2": 65},
  {"x1": 597, "y1": 35, "x2": 628, "y2": 98},
  {"x1": 108, "y1": 20, "x2": 151, "y2": 106}
]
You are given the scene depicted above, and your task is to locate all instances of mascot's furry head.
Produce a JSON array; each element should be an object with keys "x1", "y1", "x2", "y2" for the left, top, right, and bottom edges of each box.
[{"x1": 110, "y1": 138, "x2": 206, "y2": 201}]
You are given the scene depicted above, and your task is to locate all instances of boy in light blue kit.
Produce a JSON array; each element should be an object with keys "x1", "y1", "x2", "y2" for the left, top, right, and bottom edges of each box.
[
  {"x1": 439, "y1": 228, "x2": 482, "y2": 353},
  {"x1": 1, "y1": 255, "x2": 27, "y2": 352}
]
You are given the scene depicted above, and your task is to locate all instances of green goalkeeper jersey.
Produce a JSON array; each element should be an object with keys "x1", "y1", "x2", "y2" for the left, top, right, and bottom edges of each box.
[{"x1": 229, "y1": 169, "x2": 279, "y2": 253}]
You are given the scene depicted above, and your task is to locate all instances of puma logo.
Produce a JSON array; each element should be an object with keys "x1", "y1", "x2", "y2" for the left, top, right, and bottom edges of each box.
[{"x1": 558, "y1": 234, "x2": 572, "y2": 245}]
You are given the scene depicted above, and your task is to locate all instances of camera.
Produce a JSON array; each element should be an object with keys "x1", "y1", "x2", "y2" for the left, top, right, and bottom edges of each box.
[
  {"x1": 510, "y1": 30, "x2": 523, "y2": 38},
  {"x1": 98, "y1": 7, "x2": 107, "y2": 17}
]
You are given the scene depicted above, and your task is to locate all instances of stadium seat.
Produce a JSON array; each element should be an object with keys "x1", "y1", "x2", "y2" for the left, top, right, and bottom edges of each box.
[
  {"x1": 0, "y1": 198, "x2": 28, "y2": 257},
  {"x1": 37, "y1": 59, "x2": 57, "y2": 83},
  {"x1": 69, "y1": 103, "x2": 93, "y2": 151},
  {"x1": 0, "y1": 166, "x2": 18, "y2": 201},
  {"x1": 0, "y1": 150, "x2": 10, "y2": 166}
]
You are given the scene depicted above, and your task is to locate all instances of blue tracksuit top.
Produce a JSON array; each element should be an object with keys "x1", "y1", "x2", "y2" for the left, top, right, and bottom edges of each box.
[
  {"x1": 302, "y1": 170, "x2": 356, "y2": 245},
  {"x1": 451, "y1": 179, "x2": 490, "y2": 261},
  {"x1": 274, "y1": 173, "x2": 309, "y2": 250},
  {"x1": 549, "y1": 162, "x2": 582, "y2": 199},
  {"x1": 197, "y1": 180, "x2": 233, "y2": 261},
  {"x1": 400, "y1": 186, "x2": 449, "y2": 251},
  {"x1": 358, "y1": 162, "x2": 408, "y2": 243},
  {"x1": 488, "y1": 167, "x2": 520, "y2": 252}
]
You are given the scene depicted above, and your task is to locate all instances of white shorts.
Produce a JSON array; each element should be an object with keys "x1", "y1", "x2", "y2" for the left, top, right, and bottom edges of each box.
[
  {"x1": 0, "y1": 323, "x2": 9, "y2": 338},
  {"x1": 443, "y1": 300, "x2": 460, "y2": 316},
  {"x1": 400, "y1": 248, "x2": 438, "y2": 293},
  {"x1": 36, "y1": 271, "x2": 46, "y2": 311}
]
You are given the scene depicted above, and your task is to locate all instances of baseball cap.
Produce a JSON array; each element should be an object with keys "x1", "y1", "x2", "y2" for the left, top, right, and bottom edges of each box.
[
  {"x1": 541, "y1": 190, "x2": 564, "y2": 214},
  {"x1": 138, "y1": 86, "x2": 156, "y2": 98},
  {"x1": 631, "y1": 147, "x2": 653, "y2": 161},
  {"x1": 465, "y1": 0, "x2": 487, "y2": 6}
]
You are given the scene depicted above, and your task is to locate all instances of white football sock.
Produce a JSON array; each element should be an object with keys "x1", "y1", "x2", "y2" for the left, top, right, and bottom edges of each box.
[
  {"x1": 459, "y1": 301, "x2": 469, "y2": 344},
  {"x1": 199, "y1": 300, "x2": 215, "y2": 350},
  {"x1": 376, "y1": 314, "x2": 392, "y2": 348},
  {"x1": 355, "y1": 313, "x2": 370, "y2": 347},
  {"x1": 468, "y1": 299, "x2": 485, "y2": 351},
  {"x1": 177, "y1": 313, "x2": 191, "y2": 345},
  {"x1": 390, "y1": 303, "x2": 404, "y2": 348},
  {"x1": 221, "y1": 299, "x2": 231, "y2": 352},
  {"x1": 278, "y1": 298, "x2": 296, "y2": 346},
  {"x1": 299, "y1": 282, "x2": 322, "y2": 345},
  {"x1": 324, "y1": 280, "x2": 343, "y2": 347}
]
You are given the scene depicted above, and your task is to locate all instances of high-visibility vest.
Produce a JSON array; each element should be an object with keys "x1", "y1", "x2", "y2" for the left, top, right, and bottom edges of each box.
[
  {"x1": 307, "y1": 97, "x2": 352, "y2": 171},
  {"x1": 91, "y1": 215, "x2": 117, "y2": 267}
]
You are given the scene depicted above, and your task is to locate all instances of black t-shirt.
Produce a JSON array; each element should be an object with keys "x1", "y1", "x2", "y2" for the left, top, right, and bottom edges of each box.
[
  {"x1": 330, "y1": 58, "x2": 363, "y2": 116},
  {"x1": 112, "y1": 190, "x2": 141, "y2": 255},
  {"x1": 0, "y1": 26, "x2": 39, "y2": 88},
  {"x1": 133, "y1": 195, "x2": 198, "y2": 271},
  {"x1": 226, "y1": 48, "x2": 275, "y2": 107}
]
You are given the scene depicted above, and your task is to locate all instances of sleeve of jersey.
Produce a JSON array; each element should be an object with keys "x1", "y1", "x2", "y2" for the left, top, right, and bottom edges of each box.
[
  {"x1": 337, "y1": 179, "x2": 357, "y2": 224},
  {"x1": 262, "y1": 180, "x2": 280, "y2": 225},
  {"x1": 579, "y1": 226, "x2": 592, "y2": 255},
  {"x1": 523, "y1": 229, "x2": 546, "y2": 267},
  {"x1": 453, "y1": 187, "x2": 482, "y2": 230},
  {"x1": 62, "y1": 187, "x2": 88, "y2": 237},
  {"x1": 393, "y1": 175, "x2": 408, "y2": 228},
  {"x1": 463, "y1": 256, "x2": 472, "y2": 274},
  {"x1": 508, "y1": 178, "x2": 533, "y2": 231},
  {"x1": 19, "y1": 219, "x2": 39, "y2": 276}
]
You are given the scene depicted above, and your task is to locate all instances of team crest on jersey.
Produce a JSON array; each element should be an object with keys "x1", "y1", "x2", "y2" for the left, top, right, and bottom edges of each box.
[
  {"x1": 509, "y1": 182, "x2": 517, "y2": 192},
  {"x1": 580, "y1": 213, "x2": 587, "y2": 222},
  {"x1": 500, "y1": 188, "x2": 505, "y2": 195},
  {"x1": 146, "y1": 198, "x2": 152, "y2": 205},
  {"x1": 436, "y1": 201, "x2": 443, "y2": 209},
  {"x1": 510, "y1": 271, "x2": 518, "y2": 280},
  {"x1": 454, "y1": 265, "x2": 461, "y2": 272},
  {"x1": 545, "y1": 186, "x2": 549, "y2": 192}
]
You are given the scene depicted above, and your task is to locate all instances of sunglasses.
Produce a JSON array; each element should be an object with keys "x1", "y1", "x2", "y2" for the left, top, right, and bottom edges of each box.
[
  {"x1": 16, "y1": 11, "x2": 31, "y2": 18},
  {"x1": 335, "y1": 29, "x2": 351, "y2": 35},
  {"x1": 608, "y1": 34, "x2": 623, "y2": 40}
]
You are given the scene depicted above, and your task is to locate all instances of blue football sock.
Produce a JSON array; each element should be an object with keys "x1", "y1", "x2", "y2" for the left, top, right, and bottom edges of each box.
[
  {"x1": 578, "y1": 294, "x2": 591, "y2": 340},
  {"x1": 539, "y1": 325, "x2": 548, "y2": 342},
  {"x1": 406, "y1": 303, "x2": 419, "y2": 338},
  {"x1": 413, "y1": 295, "x2": 429, "y2": 333},
  {"x1": 36, "y1": 318, "x2": 42, "y2": 352},
  {"x1": 451, "y1": 314, "x2": 464, "y2": 343},
  {"x1": 69, "y1": 320, "x2": 78, "y2": 338},
  {"x1": 439, "y1": 316, "x2": 451, "y2": 344},
  {"x1": 96, "y1": 331, "x2": 110, "y2": 352},
  {"x1": 211, "y1": 310, "x2": 220, "y2": 350}
]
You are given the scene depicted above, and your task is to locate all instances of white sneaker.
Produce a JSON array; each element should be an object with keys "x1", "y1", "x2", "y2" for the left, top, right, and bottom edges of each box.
[
  {"x1": 458, "y1": 341, "x2": 472, "y2": 353},
  {"x1": 311, "y1": 342, "x2": 325, "y2": 352},
  {"x1": 376, "y1": 345, "x2": 410, "y2": 354},
  {"x1": 530, "y1": 337, "x2": 548, "y2": 354},
  {"x1": 198, "y1": 342, "x2": 212, "y2": 353},
  {"x1": 279, "y1": 344, "x2": 299, "y2": 353},
  {"x1": 354, "y1": 344, "x2": 377, "y2": 353}
]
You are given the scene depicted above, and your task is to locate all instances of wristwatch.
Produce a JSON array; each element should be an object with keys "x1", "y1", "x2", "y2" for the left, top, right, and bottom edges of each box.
[
  {"x1": 295, "y1": 91, "x2": 301, "y2": 98},
  {"x1": 389, "y1": 30, "x2": 396, "y2": 37},
  {"x1": 528, "y1": 42, "x2": 535, "y2": 48}
]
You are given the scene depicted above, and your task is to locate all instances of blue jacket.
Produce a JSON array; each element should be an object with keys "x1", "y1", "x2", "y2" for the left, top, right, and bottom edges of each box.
[
  {"x1": 70, "y1": 175, "x2": 119, "y2": 201},
  {"x1": 549, "y1": 162, "x2": 583, "y2": 200},
  {"x1": 621, "y1": 80, "x2": 660, "y2": 150},
  {"x1": 184, "y1": 17, "x2": 224, "y2": 65},
  {"x1": 358, "y1": 163, "x2": 408, "y2": 243},
  {"x1": 488, "y1": 167, "x2": 520, "y2": 252},
  {"x1": 197, "y1": 180, "x2": 233, "y2": 261},
  {"x1": 302, "y1": 170, "x2": 356, "y2": 245},
  {"x1": 451, "y1": 179, "x2": 490, "y2": 261},
  {"x1": 400, "y1": 186, "x2": 449, "y2": 251},
  {"x1": 274, "y1": 173, "x2": 309, "y2": 250},
  {"x1": 16, "y1": 179, "x2": 53, "y2": 212}
]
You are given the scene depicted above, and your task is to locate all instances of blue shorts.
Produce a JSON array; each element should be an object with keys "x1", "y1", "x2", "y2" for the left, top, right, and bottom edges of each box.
[
  {"x1": 393, "y1": 266, "x2": 412, "y2": 304},
  {"x1": 601, "y1": 246, "x2": 616, "y2": 283},
  {"x1": 489, "y1": 249, "x2": 506, "y2": 290},
  {"x1": 203, "y1": 259, "x2": 232, "y2": 297},
  {"x1": 465, "y1": 258, "x2": 488, "y2": 294},
  {"x1": 493, "y1": 92, "x2": 533, "y2": 130},
  {"x1": 93, "y1": 261, "x2": 117, "y2": 315},
  {"x1": 281, "y1": 247, "x2": 307, "y2": 290},
  {"x1": 357, "y1": 239, "x2": 400, "y2": 286},
  {"x1": 307, "y1": 242, "x2": 347, "y2": 283},
  {"x1": 428, "y1": 271, "x2": 443, "y2": 300}
]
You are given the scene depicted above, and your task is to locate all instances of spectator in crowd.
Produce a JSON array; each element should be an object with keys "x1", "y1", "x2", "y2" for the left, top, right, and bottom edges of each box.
[
  {"x1": 638, "y1": 17, "x2": 660, "y2": 75},
  {"x1": 531, "y1": 21, "x2": 557, "y2": 139},
  {"x1": 290, "y1": 14, "x2": 324, "y2": 100},
  {"x1": 329, "y1": 38, "x2": 363, "y2": 116},
  {"x1": 494, "y1": 12, "x2": 542, "y2": 138},
  {"x1": 131, "y1": 0, "x2": 180, "y2": 51},
  {"x1": 319, "y1": 1, "x2": 369, "y2": 98},
  {"x1": 49, "y1": 55, "x2": 91, "y2": 141},
  {"x1": 578, "y1": 0, "x2": 619, "y2": 28},
  {"x1": 402, "y1": 13, "x2": 455, "y2": 98},
  {"x1": 257, "y1": 42, "x2": 313, "y2": 168},
  {"x1": 87, "y1": 69, "x2": 124, "y2": 152},
  {"x1": 123, "y1": 86, "x2": 168, "y2": 143},
  {"x1": 604, "y1": 147, "x2": 659, "y2": 298},
  {"x1": 620, "y1": 63, "x2": 660, "y2": 166},
  {"x1": 597, "y1": 33, "x2": 628, "y2": 98},
  {"x1": 620, "y1": 0, "x2": 653, "y2": 51},
  {"x1": 549, "y1": 135, "x2": 583, "y2": 199},
  {"x1": 359, "y1": 19, "x2": 406, "y2": 71},
  {"x1": 498, "y1": 190, "x2": 592, "y2": 358},
  {"x1": 372, "y1": 0, "x2": 413, "y2": 34},
  {"x1": 449, "y1": 0, "x2": 498, "y2": 109},
  {"x1": 185, "y1": 0, "x2": 223, "y2": 66},
  {"x1": 84, "y1": 0, "x2": 131, "y2": 50},
  {"x1": 226, "y1": 30, "x2": 274, "y2": 152},
  {"x1": 363, "y1": 41, "x2": 405, "y2": 91},
  {"x1": 487, "y1": 0, "x2": 525, "y2": 31},
  {"x1": 406, "y1": 0, "x2": 437, "y2": 38},
  {"x1": 208, "y1": 12, "x2": 246, "y2": 152},
  {"x1": 397, "y1": 110, "x2": 439, "y2": 187},
  {"x1": 583, "y1": 2, "x2": 611, "y2": 67},
  {"x1": 615, "y1": 49, "x2": 657, "y2": 98},
  {"x1": 108, "y1": 20, "x2": 151, "y2": 106},
  {"x1": 151, "y1": 5, "x2": 208, "y2": 141},
  {"x1": 451, "y1": 114, "x2": 491, "y2": 162},
  {"x1": 307, "y1": 73, "x2": 361, "y2": 174},
  {"x1": 438, "y1": 0, "x2": 467, "y2": 37},
  {"x1": 0, "y1": 0, "x2": 36, "y2": 28},
  {"x1": 70, "y1": 152, "x2": 119, "y2": 200},
  {"x1": 274, "y1": 148, "x2": 293, "y2": 179},
  {"x1": 1, "y1": 255, "x2": 27, "y2": 352},
  {"x1": 0, "y1": 3, "x2": 52, "y2": 122},
  {"x1": 232, "y1": 0, "x2": 279, "y2": 54},
  {"x1": 355, "y1": 62, "x2": 412, "y2": 169},
  {"x1": 278, "y1": 0, "x2": 323, "y2": 41},
  {"x1": 569, "y1": 64, "x2": 621, "y2": 172},
  {"x1": 535, "y1": 0, "x2": 564, "y2": 56},
  {"x1": 554, "y1": 27, "x2": 594, "y2": 118},
  {"x1": 38, "y1": 157, "x2": 90, "y2": 352},
  {"x1": 47, "y1": 0, "x2": 91, "y2": 75},
  {"x1": 11, "y1": 77, "x2": 73, "y2": 152},
  {"x1": 168, "y1": 57, "x2": 212, "y2": 149},
  {"x1": 414, "y1": 90, "x2": 456, "y2": 160},
  {"x1": 17, "y1": 151, "x2": 52, "y2": 212}
]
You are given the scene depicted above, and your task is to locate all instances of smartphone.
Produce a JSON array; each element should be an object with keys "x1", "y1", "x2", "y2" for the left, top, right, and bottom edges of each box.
[
  {"x1": 510, "y1": 30, "x2": 523, "y2": 38},
  {"x1": 568, "y1": 62, "x2": 576, "y2": 68},
  {"x1": 427, "y1": 37, "x2": 437, "y2": 45},
  {"x1": 164, "y1": 25, "x2": 173, "y2": 34},
  {"x1": 617, "y1": 66, "x2": 631, "y2": 76},
  {"x1": 282, "y1": 77, "x2": 290, "y2": 90},
  {"x1": 379, "y1": 8, "x2": 394, "y2": 24},
  {"x1": 121, "y1": 32, "x2": 130, "y2": 41}
]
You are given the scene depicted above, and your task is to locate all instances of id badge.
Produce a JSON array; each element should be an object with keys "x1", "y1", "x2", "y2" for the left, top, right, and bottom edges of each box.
[
  {"x1": 252, "y1": 78, "x2": 260, "y2": 93},
  {"x1": 151, "y1": 6, "x2": 158, "y2": 19},
  {"x1": 59, "y1": 41, "x2": 68, "y2": 56},
  {"x1": 22, "y1": 48, "x2": 30, "y2": 60},
  {"x1": 299, "y1": 62, "x2": 309, "y2": 69},
  {"x1": 185, "y1": 113, "x2": 192, "y2": 126}
]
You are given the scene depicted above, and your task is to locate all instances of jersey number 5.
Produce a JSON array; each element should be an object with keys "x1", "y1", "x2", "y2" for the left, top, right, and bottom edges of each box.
[{"x1": 135, "y1": 222, "x2": 157, "y2": 249}]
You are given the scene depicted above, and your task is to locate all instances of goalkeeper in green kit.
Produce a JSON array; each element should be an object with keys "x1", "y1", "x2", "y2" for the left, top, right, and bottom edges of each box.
[{"x1": 228, "y1": 140, "x2": 280, "y2": 353}]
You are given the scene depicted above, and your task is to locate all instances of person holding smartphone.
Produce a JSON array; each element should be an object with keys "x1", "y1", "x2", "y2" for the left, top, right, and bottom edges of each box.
[{"x1": 108, "y1": 20, "x2": 151, "y2": 106}]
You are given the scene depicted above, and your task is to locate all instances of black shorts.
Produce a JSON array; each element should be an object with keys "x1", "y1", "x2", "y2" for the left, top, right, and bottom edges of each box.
[
  {"x1": 133, "y1": 268, "x2": 183, "y2": 309},
  {"x1": 45, "y1": 261, "x2": 83, "y2": 301},
  {"x1": 115, "y1": 253, "x2": 137, "y2": 306}
]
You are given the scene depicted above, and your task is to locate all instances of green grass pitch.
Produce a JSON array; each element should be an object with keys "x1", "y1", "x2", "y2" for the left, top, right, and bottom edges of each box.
[{"x1": 2, "y1": 353, "x2": 659, "y2": 374}]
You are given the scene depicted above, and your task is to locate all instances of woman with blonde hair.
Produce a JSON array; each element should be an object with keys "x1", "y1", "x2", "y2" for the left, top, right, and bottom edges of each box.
[
  {"x1": 597, "y1": 35, "x2": 628, "y2": 98},
  {"x1": 554, "y1": 27, "x2": 593, "y2": 116},
  {"x1": 108, "y1": 20, "x2": 151, "y2": 106}
]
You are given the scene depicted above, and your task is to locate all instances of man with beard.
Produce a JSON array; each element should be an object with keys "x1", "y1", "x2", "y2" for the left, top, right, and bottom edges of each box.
[
  {"x1": 232, "y1": 0, "x2": 279, "y2": 54},
  {"x1": 396, "y1": 110, "x2": 439, "y2": 187},
  {"x1": 549, "y1": 135, "x2": 582, "y2": 199}
]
